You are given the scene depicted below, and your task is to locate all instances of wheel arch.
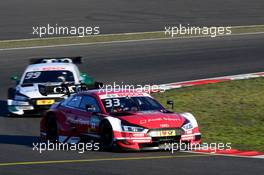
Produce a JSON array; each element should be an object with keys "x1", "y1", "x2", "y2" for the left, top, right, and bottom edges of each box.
[
  {"x1": 100, "y1": 117, "x2": 122, "y2": 133},
  {"x1": 180, "y1": 112, "x2": 198, "y2": 128}
]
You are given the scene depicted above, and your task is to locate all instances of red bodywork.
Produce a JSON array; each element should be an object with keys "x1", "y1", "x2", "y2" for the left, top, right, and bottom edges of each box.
[{"x1": 40, "y1": 90, "x2": 201, "y2": 150}]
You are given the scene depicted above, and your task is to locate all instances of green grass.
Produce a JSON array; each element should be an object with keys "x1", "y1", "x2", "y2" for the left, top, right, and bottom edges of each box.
[
  {"x1": 0, "y1": 25, "x2": 264, "y2": 49},
  {"x1": 153, "y1": 78, "x2": 264, "y2": 152}
]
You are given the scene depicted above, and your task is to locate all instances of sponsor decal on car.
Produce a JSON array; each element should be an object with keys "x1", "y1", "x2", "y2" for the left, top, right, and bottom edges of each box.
[
  {"x1": 32, "y1": 67, "x2": 66, "y2": 71},
  {"x1": 99, "y1": 92, "x2": 151, "y2": 99},
  {"x1": 36, "y1": 99, "x2": 55, "y2": 105}
]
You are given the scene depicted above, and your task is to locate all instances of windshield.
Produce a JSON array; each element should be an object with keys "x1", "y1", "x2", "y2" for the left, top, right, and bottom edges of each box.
[
  {"x1": 101, "y1": 96, "x2": 164, "y2": 113},
  {"x1": 22, "y1": 71, "x2": 75, "y2": 84}
]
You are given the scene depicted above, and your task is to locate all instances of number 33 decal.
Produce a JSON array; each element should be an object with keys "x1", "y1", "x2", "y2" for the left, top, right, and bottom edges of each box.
[{"x1": 105, "y1": 99, "x2": 120, "y2": 108}]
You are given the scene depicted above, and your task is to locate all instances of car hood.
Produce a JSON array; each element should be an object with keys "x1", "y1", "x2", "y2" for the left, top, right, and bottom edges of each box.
[
  {"x1": 116, "y1": 111, "x2": 185, "y2": 129},
  {"x1": 16, "y1": 83, "x2": 64, "y2": 99}
]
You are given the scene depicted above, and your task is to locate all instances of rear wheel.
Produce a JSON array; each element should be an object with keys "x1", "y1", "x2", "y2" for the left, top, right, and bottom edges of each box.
[{"x1": 46, "y1": 115, "x2": 58, "y2": 142}]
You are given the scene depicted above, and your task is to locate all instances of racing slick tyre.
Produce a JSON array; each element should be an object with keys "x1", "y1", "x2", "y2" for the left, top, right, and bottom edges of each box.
[
  {"x1": 7, "y1": 87, "x2": 16, "y2": 99},
  {"x1": 99, "y1": 121, "x2": 116, "y2": 151},
  {"x1": 6, "y1": 88, "x2": 19, "y2": 117},
  {"x1": 46, "y1": 114, "x2": 58, "y2": 143}
]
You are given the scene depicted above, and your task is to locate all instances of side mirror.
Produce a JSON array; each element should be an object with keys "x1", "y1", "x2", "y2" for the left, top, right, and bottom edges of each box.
[
  {"x1": 11, "y1": 75, "x2": 18, "y2": 81},
  {"x1": 86, "y1": 104, "x2": 96, "y2": 113},
  {"x1": 80, "y1": 72, "x2": 94, "y2": 85},
  {"x1": 167, "y1": 100, "x2": 174, "y2": 110}
]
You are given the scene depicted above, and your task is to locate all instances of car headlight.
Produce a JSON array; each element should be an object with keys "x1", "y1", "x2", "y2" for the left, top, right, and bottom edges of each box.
[
  {"x1": 14, "y1": 94, "x2": 29, "y2": 101},
  {"x1": 122, "y1": 125, "x2": 145, "y2": 132},
  {"x1": 182, "y1": 122, "x2": 193, "y2": 130}
]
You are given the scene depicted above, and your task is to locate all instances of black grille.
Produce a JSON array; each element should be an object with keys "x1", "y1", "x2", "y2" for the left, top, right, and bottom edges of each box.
[
  {"x1": 39, "y1": 84, "x2": 66, "y2": 95},
  {"x1": 138, "y1": 128, "x2": 184, "y2": 149},
  {"x1": 152, "y1": 136, "x2": 181, "y2": 143},
  {"x1": 139, "y1": 135, "x2": 182, "y2": 149}
]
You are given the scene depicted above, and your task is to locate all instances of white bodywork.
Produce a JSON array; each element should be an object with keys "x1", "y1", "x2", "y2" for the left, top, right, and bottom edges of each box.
[
  {"x1": 180, "y1": 112, "x2": 199, "y2": 128},
  {"x1": 8, "y1": 62, "x2": 81, "y2": 115}
]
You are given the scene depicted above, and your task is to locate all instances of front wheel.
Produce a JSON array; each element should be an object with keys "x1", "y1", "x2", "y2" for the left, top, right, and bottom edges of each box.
[
  {"x1": 100, "y1": 122, "x2": 114, "y2": 151},
  {"x1": 7, "y1": 87, "x2": 16, "y2": 99}
]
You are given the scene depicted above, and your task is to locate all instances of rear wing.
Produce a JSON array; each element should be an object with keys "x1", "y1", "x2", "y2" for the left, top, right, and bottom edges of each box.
[{"x1": 29, "y1": 56, "x2": 82, "y2": 64}]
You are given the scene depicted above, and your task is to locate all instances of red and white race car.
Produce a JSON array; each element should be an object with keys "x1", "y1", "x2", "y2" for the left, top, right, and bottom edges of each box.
[{"x1": 40, "y1": 90, "x2": 201, "y2": 150}]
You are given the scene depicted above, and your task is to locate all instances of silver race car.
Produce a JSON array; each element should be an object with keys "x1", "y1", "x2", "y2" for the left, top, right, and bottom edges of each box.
[{"x1": 7, "y1": 57, "x2": 97, "y2": 116}]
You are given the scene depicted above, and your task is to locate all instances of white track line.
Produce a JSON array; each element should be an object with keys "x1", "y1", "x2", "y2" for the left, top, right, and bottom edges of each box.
[
  {"x1": 158, "y1": 71, "x2": 264, "y2": 90},
  {"x1": 2, "y1": 24, "x2": 264, "y2": 42},
  {"x1": 0, "y1": 31, "x2": 264, "y2": 51},
  {"x1": 182, "y1": 151, "x2": 264, "y2": 159}
]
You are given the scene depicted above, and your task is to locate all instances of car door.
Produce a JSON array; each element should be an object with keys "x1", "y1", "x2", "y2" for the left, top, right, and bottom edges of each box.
[
  {"x1": 78, "y1": 95, "x2": 102, "y2": 135},
  {"x1": 58, "y1": 95, "x2": 83, "y2": 131}
]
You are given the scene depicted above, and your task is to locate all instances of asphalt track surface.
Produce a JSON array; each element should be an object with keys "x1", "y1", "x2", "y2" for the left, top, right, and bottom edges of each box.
[
  {"x1": 1, "y1": 0, "x2": 264, "y2": 40},
  {"x1": 0, "y1": 34, "x2": 264, "y2": 174}
]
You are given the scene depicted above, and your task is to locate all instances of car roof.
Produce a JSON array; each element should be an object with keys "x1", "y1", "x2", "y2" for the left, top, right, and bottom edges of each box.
[{"x1": 25, "y1": 63, "x2": 78, "y2": 72}]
